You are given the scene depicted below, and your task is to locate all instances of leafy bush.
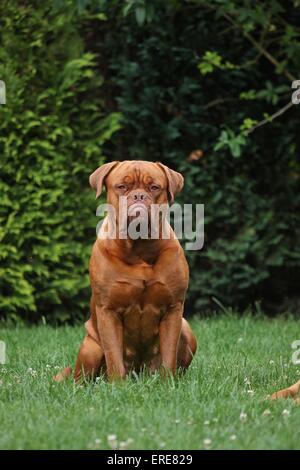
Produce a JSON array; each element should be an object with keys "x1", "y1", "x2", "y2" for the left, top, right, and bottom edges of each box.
[
  {"x1": 0, "y1": 1, "x2": 121, "y2": 322},
  {"x1": 1, "y1": 0, "x2": 300, "y2": 322}
]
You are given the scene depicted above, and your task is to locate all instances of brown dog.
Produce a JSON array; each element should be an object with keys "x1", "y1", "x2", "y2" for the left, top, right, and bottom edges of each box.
[{"x1": 54, "y1": 161, "x2": 197, "y2": 382}]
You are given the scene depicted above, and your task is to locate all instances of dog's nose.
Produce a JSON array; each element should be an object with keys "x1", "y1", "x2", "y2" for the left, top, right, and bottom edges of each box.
[
  {"x1": 133, "y1": 193, "x2": 147, "y2": 201},
  {"x1": 129, "y1": 191, "x2": 149, "y2": 202}
]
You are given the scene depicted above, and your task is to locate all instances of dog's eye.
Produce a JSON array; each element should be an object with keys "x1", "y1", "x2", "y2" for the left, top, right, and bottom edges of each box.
[
  {"x1": 150, "y1": 185, "x2": 160, "y2": 191},
  {"x1": 116, "y1": 184, "x2": 126, "y2": 190}
]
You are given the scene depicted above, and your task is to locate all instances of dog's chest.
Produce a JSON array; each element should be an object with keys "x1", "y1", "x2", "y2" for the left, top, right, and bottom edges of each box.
[
  {"x1": 108, "y1": 277, "x2": 173, "y2": 313},
  {"x1": 102, "y1": 277, "x2": 173, "y2": 355}
]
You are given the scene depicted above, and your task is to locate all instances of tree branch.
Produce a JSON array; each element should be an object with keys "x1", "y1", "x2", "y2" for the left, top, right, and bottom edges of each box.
[
  {"x1": 220, "y1": 11, "x2": 296, "y2": 82},
  {"x1": 246, "y1": 100, "x2": 294, "y2": 134}
]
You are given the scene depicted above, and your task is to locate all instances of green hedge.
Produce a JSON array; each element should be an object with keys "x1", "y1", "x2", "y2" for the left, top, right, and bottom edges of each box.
[
  {"x1": 1, "y1": 0, "x2": 300, "y2": 322},
  {"x1": 0, "y1": 1, "x2": 121, "y2": 322}
]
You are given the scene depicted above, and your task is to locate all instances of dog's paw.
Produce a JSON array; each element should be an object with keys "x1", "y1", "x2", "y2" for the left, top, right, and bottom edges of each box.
[{"x1": 53, "y1": 366, "x2": 72, "y2": 382}]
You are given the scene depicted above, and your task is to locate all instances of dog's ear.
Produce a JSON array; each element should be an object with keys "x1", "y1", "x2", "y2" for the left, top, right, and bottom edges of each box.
[
  {"x1": 156, "y1": 162, "x2": 184, "y2": 205},
  {"x1": 89, "y1": 161, "x2": 120, "y2": 198}
]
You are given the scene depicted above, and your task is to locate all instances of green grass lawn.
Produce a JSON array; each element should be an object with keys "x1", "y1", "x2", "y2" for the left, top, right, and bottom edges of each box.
[{"x1": 0, "y1": 314, "x2": 299, "y2": 450}]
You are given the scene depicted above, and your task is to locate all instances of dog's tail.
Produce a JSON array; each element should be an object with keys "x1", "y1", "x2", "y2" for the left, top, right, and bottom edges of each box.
[{"x1": 53, "y1": 366, "x2": 72, "y2": 382}]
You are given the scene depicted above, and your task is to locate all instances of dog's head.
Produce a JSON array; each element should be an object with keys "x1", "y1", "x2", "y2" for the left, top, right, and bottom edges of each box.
[{"x1": 89, "y1": 161, "x2": 183, "y2": 222}]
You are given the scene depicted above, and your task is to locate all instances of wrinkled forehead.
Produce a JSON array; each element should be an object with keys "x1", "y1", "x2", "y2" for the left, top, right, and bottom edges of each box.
[{"x1": 106, "y1": 161, "x2": 166, "y2": 186}]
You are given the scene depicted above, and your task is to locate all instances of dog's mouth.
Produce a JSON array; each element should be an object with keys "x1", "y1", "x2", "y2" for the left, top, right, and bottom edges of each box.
[{"x1": 127, "y1": 202, "x2": 149, "y2": 219}]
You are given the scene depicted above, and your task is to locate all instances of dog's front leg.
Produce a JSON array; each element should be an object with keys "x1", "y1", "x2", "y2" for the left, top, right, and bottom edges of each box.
[
  {"x1": 96, "y1": 305, "x2": 125, "y2": 381},
  {"x1": 159, "y1": 304, "x2": 183, "y2": 376}
]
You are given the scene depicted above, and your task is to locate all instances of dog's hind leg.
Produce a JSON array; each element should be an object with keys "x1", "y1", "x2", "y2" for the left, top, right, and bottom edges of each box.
[
  {"x1": 53, "y1": 335, "x2": 104, "y2": 384},
  {"x1": 177, "y1": 318, "x2": 197, "y2": 370},
  {"x1": 73, "y1": 335, "x2": 105, "y2": 383}
]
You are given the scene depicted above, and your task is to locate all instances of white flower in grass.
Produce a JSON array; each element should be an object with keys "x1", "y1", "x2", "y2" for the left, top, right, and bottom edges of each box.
[
  {"x1": 237, "y1": 337, "x2": 243, "y2": 343},
  {"x1": 229, "y1": 434, "x2": 237, "y2": 441},
  {"x1": 247, "y1": 389, "x2": 254, "y2": 396},
  {"x1": 262, "y1": 409, "x2": 271, "y2": 417},
  {"x1": 269, "y1": 360, "x2": 275, "y2": 365},
  {"x1": 244, "y1": 377, "x2": 251, "y2": 386},
  {"x1": 203, "y1": 438, "x2": 212, "y2": 449},
  {"x1": 239, "y1": 412, "x2": 247, "y2": 422},
  {"x1": 174, "y1": 419, "x2": 180, "y2": 424},
  {"x1": 27, "y1": 368, "x2": 37, "y2": 377},
  {"x1": 119, "y1": 437, "x2": 133, "y2": 449},
  {"x1": 87, "y1": 438, "x2": 102, "y2": 449},
  {"x1": 107, "y1": 434, "x2": 118, "y2": 449},
  {"x1": 204, "y1": 420, "x2": 210, "y2": 426},
  {"x1": 282, "y1": 409, "x2": 290, "y2": 417}
]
